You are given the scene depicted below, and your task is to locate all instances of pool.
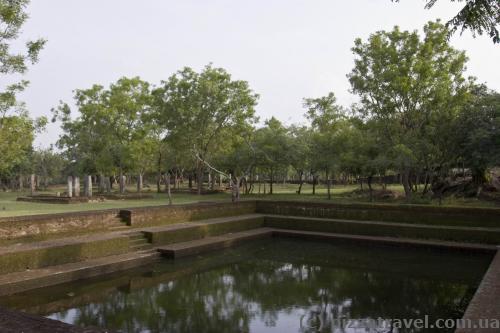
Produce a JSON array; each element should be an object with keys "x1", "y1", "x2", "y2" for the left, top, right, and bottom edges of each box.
[{"x1": 0, "y1": 239, "x2": 492, "y2": 333}]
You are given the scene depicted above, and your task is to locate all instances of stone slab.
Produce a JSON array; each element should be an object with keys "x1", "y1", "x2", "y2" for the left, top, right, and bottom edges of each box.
[
  {"x1": 157, "y1": 228, "x2": 274, "y2": 258},
  {"x1": 0, "y1": 305, "x2": 110, "y2": 333},
  {"x1": 456, "y1": 249, "x2": 500, "y2": 333},
  {"x1": 272, "y1": 229, "x2": 498, "y2": 253},
  {"x1": 265, "y1": 214, "x2": 500, "y2": 245},
  {"x1": 0, "y1": 250, "x2": 159, "y2": 296}
]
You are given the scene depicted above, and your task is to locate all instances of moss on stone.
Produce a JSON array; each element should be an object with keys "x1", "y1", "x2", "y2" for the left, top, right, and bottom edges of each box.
[
  {"x1": 146, "y1": 216, "x2": 265, "y2": 245},
  {"x1": 264, "y1": 216, "x2": 500, "y2": 244},
  {"x1": 256, "y1": 201, "x2": 500, "y2": 228},
  {"x1": 0, "y1": 236, "x2": 129, "y2": 274}
]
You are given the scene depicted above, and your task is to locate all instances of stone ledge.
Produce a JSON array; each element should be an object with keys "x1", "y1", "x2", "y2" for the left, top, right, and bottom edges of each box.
[
  {"x1": 157, "y1": 228, "x2": 274, "y2": 258},
  {"x1": 0, "y1": 233, "x2": 130, "y2": 274},
  {"x1": 264, "y1": 215, "x2": 500, "y2": 245},
  {"x1": 0, "y1": 305, "x2": 110, "y2": 332},
  {"x1": 256, "y1": 200, "x2": 500, "y2": 228},
  {"x1": 271, "y1": 229, "x2": 498, "y2": 254},
  {"x1": 456, "y1": 249, "x2": 500, "y2": 333},
  {"x1": 0, "y1": 250, "x2": 159, "y2": 296}
]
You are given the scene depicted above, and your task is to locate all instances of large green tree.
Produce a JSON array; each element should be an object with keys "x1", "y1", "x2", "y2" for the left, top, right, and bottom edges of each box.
[
  {"x1": 0, "y1": 0, "x2": 46, "y2": 188},
  {"x1": 253, "y1": 117, "x2": 291, "y2": 195},
  {"x1": 304, "y1": 92, "x2": 348, "y2": 198},
  {"x1": 153, "y1": 64, "x2": 258, "y2": 195},
  {"x1": 348, "y1": 21, "x2": 471, "y2": 199},
  {"x1": 53, "y1": 77, "x2": 152, "y2": 193},
  {"x1": 454, "y1": 85, "x2": 500, "y2": 184}
]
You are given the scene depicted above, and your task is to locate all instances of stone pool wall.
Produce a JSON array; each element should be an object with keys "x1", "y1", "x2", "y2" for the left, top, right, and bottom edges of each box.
[
  {"x1": 120, "y1": 201, "x2": 257, "y2": 227},
  {"x1": 0, "y1": 234, "x2": 129, "y2": 274},
  {"x1": 256, "y1": 200, "x2": 500, "y2": 228},
  {"x1": 0, "y1": 209, "x2": 123, "y2": 242},
  {"x1": 1, "y1": 200, "x2": 500, "y2": 244}
]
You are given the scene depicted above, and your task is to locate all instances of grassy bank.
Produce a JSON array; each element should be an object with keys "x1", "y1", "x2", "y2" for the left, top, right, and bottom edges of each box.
[{"x1": 0, "y1": 183, "x2": 496, "y2": 218}]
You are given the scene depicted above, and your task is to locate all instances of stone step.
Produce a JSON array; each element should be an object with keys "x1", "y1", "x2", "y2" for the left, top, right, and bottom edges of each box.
[
  {"x1": 157, "y1": 228, "x2": 274, "y2": 258},
  {"x1": 143, "y1": 214, "x2": 265, "y2": 246},
  {"x1": 109, "y1": 225, "x2": 130, "y2": 231},
  {"x1": 129, "y1": 238, "x2": 148, "y2": 245},
  {"x1": 271, "y1": 229, "x2": 498, "y2": 254},
  {"x1": 264, "y1": 215, "x2": 500, "y2": 245},
  {"x1": 0, "y1": 234, "x2": 130, "y2": 275},
  {"x1": 127, "y1": 232, "x2": 146, "y2": 240},
  {"x1": 0, "y1": 250, "x2": 160, "y2": 296},
  {"x1": 129, "y1": 241, "x2": 153, "y2": 249}
]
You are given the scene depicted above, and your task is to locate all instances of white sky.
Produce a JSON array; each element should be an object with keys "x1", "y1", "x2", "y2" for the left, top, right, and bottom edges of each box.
[{"x1": 9, "y1": 0, "x2": 500, "y2": 147}]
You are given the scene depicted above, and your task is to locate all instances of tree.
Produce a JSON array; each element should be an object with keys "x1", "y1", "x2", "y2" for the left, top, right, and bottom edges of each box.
[
  {"x1": 32, "y1": 147, "x2": 65, "y2": 189},
  {"x1": 348, "y1": 21, "x2": 471, "y2": 199},
  {"x1": 304, "y1": 92, "x2": 347, "y2": 199},
  {"x1": 0, "y1": 0, "x2": 46, "y2": 188},
  {"x1": 153, "y1": 64, "x2": 258, "y2": 195},
  {"x1": 394, "y1": 0, "x2": 500, "y2": 43},
  {"x1": 53, "y1": 77, "x2": 152, "y2": 193},
  {"x1": 455, "y1": 85, "x2": 500, "y2": 185},
  {"x1": 288, "y1": 125, "x2": 311, "y2": 195},
  {"x1": 254, "y1": 117, "x2": 291, "y2": 195}
]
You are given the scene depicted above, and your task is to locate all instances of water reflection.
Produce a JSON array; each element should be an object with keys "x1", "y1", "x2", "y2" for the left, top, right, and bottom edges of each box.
[{"x1": 1, "y1": 239, "x2": 491, "y2": 333}]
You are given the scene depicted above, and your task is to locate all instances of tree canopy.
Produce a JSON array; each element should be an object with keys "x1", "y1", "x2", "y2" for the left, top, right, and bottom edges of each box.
[{"x1": 394, "y1": 0, "x2": 500, "y2": 43}]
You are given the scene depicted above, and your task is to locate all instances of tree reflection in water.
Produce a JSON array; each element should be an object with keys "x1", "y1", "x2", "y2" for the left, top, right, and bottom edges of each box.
[{"x1": 4, "y1": 239, "x2": 491, "y2": 333}]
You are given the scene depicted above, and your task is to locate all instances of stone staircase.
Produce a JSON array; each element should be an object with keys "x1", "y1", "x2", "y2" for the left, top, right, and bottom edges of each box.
[{"x1": 127, "y1": 232, "x2": 153, "y2": 252}]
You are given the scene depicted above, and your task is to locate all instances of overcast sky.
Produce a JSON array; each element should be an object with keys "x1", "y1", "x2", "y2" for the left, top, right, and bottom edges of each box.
[{"x1": 10, "y1": 0, "x2": 500, "y2": 147}]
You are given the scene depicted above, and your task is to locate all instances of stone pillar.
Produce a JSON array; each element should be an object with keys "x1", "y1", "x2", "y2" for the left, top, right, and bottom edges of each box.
[
  {"x1": 30, "y1": 174, "x2": 36, "y2": 195},
  {"x1": 67, "y1": 176, "x2": 73, "y2": 198},
  {"x1": 119, "y1": 175, "x2": 126, "y2": 194},
  {"x1": 84, "y1": 175, "x2": 93, "y2": 197},
  {"x1": 73, "y1": 176, "x2": 80, "y2": 197}
]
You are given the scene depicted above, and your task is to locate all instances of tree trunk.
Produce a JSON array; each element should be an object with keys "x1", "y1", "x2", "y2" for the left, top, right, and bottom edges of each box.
[
  {"x1": 312, "y1": 175, "x2": 316, "y2": 195},
  {"x1": 368, "y1": 175, "x2": 373, "y2": 202},
  {"x1": 326, "y1": 168, "x2": 331, "y2": 200},
  {"x1": 269, "y1": 169, "x2": 274, "y2": 195},
  {"x1": 297, "y1": 171, "x2": 304, "y2": 194},
  {"x1": 236, "y1": 177, "x2": 241, "y2": 201},
  {"x1": 188, "y1": 173, "x2": 193, "y2": 189},
  {"x1": 230, "y1": 175, "x2": 236, "y2": 202},
  {"x1": 166, "y1": 173, "x2": 172, "y2": 205},
  {"x1": 105, "y1": 177, "x2": 111, "y2": 194},
  {"x1": 211, "y1": 172, "x2": 216, "y2": 190},
  {"x1": 137, "y1": 173, "x2": 143, "y2": 192},
  {"x1": 402, "y1": 168, "x2": 412, "y2": 200},
  {"x1": 99, "y1": 174, "x2": 105, "y2": 193},
  {"x1": 197, "y1": 163, "x2": 203, "y2": 195}
]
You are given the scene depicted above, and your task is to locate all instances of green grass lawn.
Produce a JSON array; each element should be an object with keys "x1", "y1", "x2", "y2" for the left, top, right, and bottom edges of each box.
[
  {"x1": 0, "y1": 190, "x2": 231, "y2": 218},
  {"x1": 0, "y1": 183, "x2": 496, "y2": 218}
]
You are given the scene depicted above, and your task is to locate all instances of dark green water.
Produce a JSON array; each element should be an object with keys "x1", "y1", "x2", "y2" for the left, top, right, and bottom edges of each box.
[{"x1": 0, "y1": 239, "x2": 492, "y2": 333}]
